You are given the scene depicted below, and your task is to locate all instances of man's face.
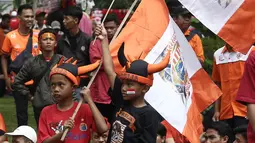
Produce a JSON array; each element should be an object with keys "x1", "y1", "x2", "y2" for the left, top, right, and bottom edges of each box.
[
  {"x1": 1, "y1": 18, "x2": 10, "y2": 29},
  {"x1": 92, "y1": 131, "x2": 109, "y2": 143},
  {"x1": 12, "y1": 136, "x2": 30, "y2": 143},
  {"x1": 39, "y1": 33, "x2": 57, "y2": 52},
  {"x1": 205, "y1": 129, "x2": 228, "y2": 143},
  {"x1": 36, "y1": 16, "x2": 45, "y2": 27},
  {"x1": 234, "y1": 134, "x2": 247, "y2": 143},
  {"x1": 104, "y1": 21, "x2": 118, "y2": 40},
  {"x1": 175, "y1": 13, "x2": 192, "y2": 32},
  {"x1": 18, "y1": 9, "x2": 34, "y2": 28},
  {"x1": 63, "y1": 16, "x2": 78, "y2": 30}
]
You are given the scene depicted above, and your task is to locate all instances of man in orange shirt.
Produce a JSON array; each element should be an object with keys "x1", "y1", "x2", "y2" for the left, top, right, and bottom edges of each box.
[
  {"x1": 212, "y1": 44, "x2": 252, "y2": 129},
  {"x1": 1, "y1": 4, "x2": 40, "y2": 126},
  {"x1": 171, "y1": 6, "x2": 205, "y2": 63}
]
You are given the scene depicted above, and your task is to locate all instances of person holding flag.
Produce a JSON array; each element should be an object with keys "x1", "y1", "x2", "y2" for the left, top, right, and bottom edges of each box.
[{"x1": 95, "y1": 24, "x2": 169, "y2": 142}]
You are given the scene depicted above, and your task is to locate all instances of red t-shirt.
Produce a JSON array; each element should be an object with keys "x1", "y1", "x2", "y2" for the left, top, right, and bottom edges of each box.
[
  {"x1": 236, "y1": 50, "x2": 255, "y2": 143},
  {"x1": 38, "y1": 102, "x2": 94, "y2": 143}
]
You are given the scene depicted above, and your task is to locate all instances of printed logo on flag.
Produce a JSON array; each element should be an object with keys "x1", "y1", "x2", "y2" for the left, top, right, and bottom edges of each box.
[
  {"x1": 156, "y1": 35, "x2": 191, "y2": 106},
  {"x1": 217, "y1": 0, "x2": 232, "y2": 8}
]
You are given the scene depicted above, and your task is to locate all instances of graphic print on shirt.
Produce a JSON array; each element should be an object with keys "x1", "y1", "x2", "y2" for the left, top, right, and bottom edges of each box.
[
  {"x1": 111, "y1": 120, "x2": 127, "y2": 143},
  {"x1": 50, "y1": 120, "x2": 64, "y2": 134},
  {"x1": 49, "y1": 118, "x2": 89, "y2": 141}
]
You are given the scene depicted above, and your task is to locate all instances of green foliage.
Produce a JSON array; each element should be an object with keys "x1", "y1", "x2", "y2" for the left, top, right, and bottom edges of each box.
[{"x1": 0, "y1": 4, "x2": 12, "y2": 13}]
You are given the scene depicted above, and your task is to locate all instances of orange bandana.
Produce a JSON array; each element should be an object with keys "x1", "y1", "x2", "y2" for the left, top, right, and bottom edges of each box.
[{"x1": 40, "y1": 33, "x2": 56, "y2": 40}]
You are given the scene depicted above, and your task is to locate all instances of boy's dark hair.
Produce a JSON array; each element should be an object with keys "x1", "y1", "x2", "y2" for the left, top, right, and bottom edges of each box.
[
  {"x1": 206, "y1": 121, "x2": 234, "y2": 143},
  {"x1": 38, "y1": 28, "x2": 57, "y2": 39},
  {"x1": 2, "y1": 14, "x2": 11, "y2": 21},
  {"x1": 157, "y1": 123, "x2": 167, "y2": 137},
  {"x1": 234, "y1": 125, "x2": 248, "y2": 141},
  {"x1": 18, "y1": 4, "x2": 33, "y2": 15},
  {"x1": 63, "y1": 6, "x2": 83, "y2": 23},
  {"x1": 104, "y1": 13, "x2": 120, "y2": 25}
]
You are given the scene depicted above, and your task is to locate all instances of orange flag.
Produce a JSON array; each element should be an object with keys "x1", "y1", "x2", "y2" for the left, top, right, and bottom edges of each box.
[{"x1": 110, "y1": 0, "x2": 169, "y2": 73}]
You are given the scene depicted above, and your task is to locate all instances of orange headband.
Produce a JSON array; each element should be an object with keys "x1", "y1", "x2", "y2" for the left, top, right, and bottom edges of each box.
[
  {"x1": 50, "y1": 68, "x2": 79, "y2": 85},
  {"x1": 119, "y1": 72, "x2": 153, "y2": 86},
  {"x1": 40, "y1": 33, "x2": 56, "y2": 40}
]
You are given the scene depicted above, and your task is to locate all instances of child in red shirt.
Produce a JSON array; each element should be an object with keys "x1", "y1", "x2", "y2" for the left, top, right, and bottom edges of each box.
[{"x1": 37, "y1": 59, "x2": 108, "y2": 143}]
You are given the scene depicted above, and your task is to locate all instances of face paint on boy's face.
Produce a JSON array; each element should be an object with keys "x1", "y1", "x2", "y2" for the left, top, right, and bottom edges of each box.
[
  {"x1": 121, "y1": 80, "x2": 144, "y2": 100},
  {"x1": 126, "y1": 89, "x2": 136, "y2": 95}
]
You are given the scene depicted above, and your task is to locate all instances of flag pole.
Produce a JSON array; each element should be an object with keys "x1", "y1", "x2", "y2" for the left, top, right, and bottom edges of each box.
[
  {"x1": 60, "y1": 61, "x2": 102, "y2": 141},
  {"x1": 92, "y1": 0, "x2": 116, "y2": 45},
  {"x1": 61, "y1": 0, "x2": 139, "y2": 141}
]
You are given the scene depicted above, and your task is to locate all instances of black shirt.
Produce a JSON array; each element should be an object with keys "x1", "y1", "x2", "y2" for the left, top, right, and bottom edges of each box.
[
  {"x1": 109, "y1": 77, "x2": 159, "y2": 143},
  {"x1": 56, "y1": 30, "x2": 91, "y2": 86}
]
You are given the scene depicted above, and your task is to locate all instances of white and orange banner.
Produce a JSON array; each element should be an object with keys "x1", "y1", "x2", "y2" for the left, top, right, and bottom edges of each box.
[
  {"x1": 110, "y1": 0, "x2": 221, "y2": 142},
  {"x1": 178, "y1": 0, "x2": 255, "y2": 54}
]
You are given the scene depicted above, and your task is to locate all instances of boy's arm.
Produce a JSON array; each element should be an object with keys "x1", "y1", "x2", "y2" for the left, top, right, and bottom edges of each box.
[
  {"x1": 95, "y1": 25, "x2": 116, "y2": 89},
  {"x1": 81, "y1": 88, "x2": 108, "y2": 134}
]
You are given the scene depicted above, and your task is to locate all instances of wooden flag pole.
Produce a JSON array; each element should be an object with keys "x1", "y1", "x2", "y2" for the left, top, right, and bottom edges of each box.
[
  {"x1": 60, "y1": 61, "x2": 102, "y2": 141},
  {"x1": 109, "y1": 0, "x2": 139, "y2": 45},
  {"x1": 92, "y1": 0, "x2": 116, "y2": 45},
  {"x1": 61, "y1": 0, "x2": 139, "y2": 141}
]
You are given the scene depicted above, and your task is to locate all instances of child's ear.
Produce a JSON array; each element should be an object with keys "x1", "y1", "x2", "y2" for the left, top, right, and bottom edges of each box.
[
  {"x1": 222, "y1": 136, "x2": 229, "y2": 143},
  {"x1": 142, "y1": 85, "x2": 150, "y2": 94},
  {"x1": 72, "y1": 85, "x2": 78, "y2": 91}
]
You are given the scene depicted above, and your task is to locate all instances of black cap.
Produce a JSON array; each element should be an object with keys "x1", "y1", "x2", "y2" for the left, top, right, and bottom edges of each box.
[{"x1": 171, "y1": 6, "x2": 190, "y2": 15}]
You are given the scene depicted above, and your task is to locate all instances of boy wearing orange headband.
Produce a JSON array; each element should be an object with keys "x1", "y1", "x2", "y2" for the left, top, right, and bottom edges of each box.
[
  {"x1": 13, "y1": 28, "x2": 62, "y2": 126},
  {"x1": 95, "y1": 26, "x2": 170, "y2": 143},
  {"x1": 37, "y1": 60, "x2": 108, "y2": 143}
]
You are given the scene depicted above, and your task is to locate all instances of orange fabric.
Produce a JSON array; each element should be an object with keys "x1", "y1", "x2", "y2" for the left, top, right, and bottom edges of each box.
[
  {"x1": 182, "y1": 69, "x2": 221, "y2": 143},
  {"x1": 110, "y1": 0, "x2": 169, "y2": 73},
  {"x1": 218, "y1": 0, "x2": 255, "y2": 54},
  {"x1": 211, "y1": 48, "x2": 253, "y2": 120},
  {"x1": 0, "y1": 113, "x2": 6, "y2": 132},
  {"x1": 1, "y1": 29, "x2": 40, "y2": 61},
  {"x1": 161, "y1": 120, "x2": 190, "y2": 143},
  {"x1": 185, "y1": 30, "x2": 205, "y2": 62}
]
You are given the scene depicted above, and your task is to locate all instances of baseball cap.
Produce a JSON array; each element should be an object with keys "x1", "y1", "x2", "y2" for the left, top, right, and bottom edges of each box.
[
  {"x1": 171, "y1": 6, "x2": 191, "y2": 16},
  {"x1": 36, "y1": 11, "x2": 46, "y2": 17},
  {"x1": 5, "y1": 125, "x2": 37, "y2": 143},
  {"x1": 51, "y1": 20, "x2": 61, "y2": 30},
  {"x1": 11, "y1": 11, "x2": 17, "y2": 17}
]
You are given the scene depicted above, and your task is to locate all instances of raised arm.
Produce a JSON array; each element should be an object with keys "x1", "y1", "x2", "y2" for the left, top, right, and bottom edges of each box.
[{"x1": 95, "y1": 25, "x2": 116, "y2": 89}]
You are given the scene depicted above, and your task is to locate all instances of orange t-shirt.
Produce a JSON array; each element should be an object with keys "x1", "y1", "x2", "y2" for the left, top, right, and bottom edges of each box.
[
  {"x1": 185, "y1": 30, "x2": 205, "y2": 63},
  {"x1": 212, "y1": 46, "x2": 255, "y2": 120},
  {"x1": 1, "y1": 29, "x2": 40, "y2": 61}
]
